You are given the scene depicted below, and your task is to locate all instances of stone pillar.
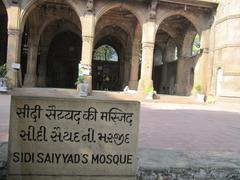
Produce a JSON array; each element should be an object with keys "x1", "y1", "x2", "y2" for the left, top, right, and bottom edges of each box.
[
  {"x1": 7, "y1": 29, "x2": 20, "y2": 88},
  {"x1": 24, "y1": 31, "x2": 39, "y2": 87},
  {"x1": 138, "y1": 22, "x2": 156, "y2": 94},
  {"x1": 6, "y1": 6, "x2": 20, "y2": 88},
  {"x1": 81, "y1": 13, "x2": 95, "y2": 94},
  {"x1": 37, "y1": 46, "x2": 48, "y2": 87},
  {"x1": 194, "y1": 29, "x2": 210, "y2": 95},
  {"x1": 129, "y1": 52, "x2": 140, "y2": 90},
  {"x1": 129, "y1": 24, "x2": 141, "y2": 90},
  {"x1": 123, "y1": 57, "x2": 131, "y2": 88},
  {"x1": 175, "y1": 57, "x2": 185, "y2": 95},
  {"x1": 81, "y1": 35, "x2": 94, "y2": 66}
]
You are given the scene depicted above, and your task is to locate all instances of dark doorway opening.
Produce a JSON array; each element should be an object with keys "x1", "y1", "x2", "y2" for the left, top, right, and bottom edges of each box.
[
  {"x1": 20, "y1": 27, "x2": 29, "y2": 83},
  {"x1": 46, "y1": 31, "x2": 81, "y2": 88},
  {"x1": 93, "y1": 44, "x2": 120, "y2": 91}
]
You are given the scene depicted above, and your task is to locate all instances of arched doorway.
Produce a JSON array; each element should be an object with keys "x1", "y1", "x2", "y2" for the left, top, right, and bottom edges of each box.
[
  {"x1": 0, "y1": 1, "x2": 7, "y2": 65},
  {"x1": 154, "y1": 15, "x2": 199, "y2": 95},
  {"x1": 46, "y1": 31, "x2": 81, "y2": 88},
  {"x1": 37, "y1": 19, "x2": 81, "y2": 87},
  {"x1": 94, "y1": 6, "x2": 142, "y2": 91},
  {"x1": 153, "y1": 29, "x2": 179, "y2": 94},
  {"x1": 93, "y1": 44, "x2": 119, "y2": 91},
  {"x1": 152, "y1": 46, "x2": 163, "y2": 93},
  {"x1": 20, "y1": 1, "x2": 81, "y2": 87}
]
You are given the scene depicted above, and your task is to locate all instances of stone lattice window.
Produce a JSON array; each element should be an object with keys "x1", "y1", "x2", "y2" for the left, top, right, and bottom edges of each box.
[{"x1": 93, "y1": 44, "x2": 118, "y2": 62}]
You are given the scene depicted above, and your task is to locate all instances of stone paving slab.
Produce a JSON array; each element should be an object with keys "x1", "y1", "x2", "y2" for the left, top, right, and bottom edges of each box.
[
  {"x1": 138, "y1": 167, "x2": 240, "y2": 180},
  {"x1": 139, "y1": 148, "x2": 240, "y2": 169},
  {"x1": 1, "y1": 91, "x2": 240, "y2": 179},
  {"x1": 138, "y1": 148, "x2": 240, "y2": 179},
  {"x1": 0, "y1": 142, "x2": 7, "y2": 180}
]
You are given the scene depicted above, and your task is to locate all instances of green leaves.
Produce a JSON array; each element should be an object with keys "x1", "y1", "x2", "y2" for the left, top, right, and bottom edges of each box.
[
  {"x1": 144, "y1": 86, "x2": 155, "y2": 93},
  {"x1": 93, "y1": 45, "x2": 118, "y2": 62},
  {"x1": 195, "y1": 84, "x2": 203, "y2": 94},
  {"x1": 0, "y1": 64, "x2": 7, "y2": 78},
  {"x1": 75, "y1": 75, "x2": 85, "y2": 85},
  {"x1": 192, "y1": 34, "x2": 200, "y2": 56}
]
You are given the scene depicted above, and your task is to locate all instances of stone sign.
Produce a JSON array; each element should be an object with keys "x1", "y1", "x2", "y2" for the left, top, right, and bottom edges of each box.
[{"x1": 8, "y1": 89, "x2": 140, "y2": 180}]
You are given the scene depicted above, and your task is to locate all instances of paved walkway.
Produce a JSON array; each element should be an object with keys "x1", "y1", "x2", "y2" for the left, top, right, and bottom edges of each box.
[
  {"x1": 0, "y1": 95, "x2": 10, "y2": 142},
  {"x1": 1, "y1": 93, "x2": 240, "y2": 150},
  {"x1": 139, "y1": 102, "x2": 240, "y2": 151},
  {"x1": 1, "y1": 92, "x2": 240, "y2": 173}
]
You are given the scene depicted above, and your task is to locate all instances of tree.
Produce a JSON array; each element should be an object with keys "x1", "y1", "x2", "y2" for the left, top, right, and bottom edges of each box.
[
  {"x1": 192, "y1": 34, "x2": 200, "y2": 56},
  {"x1": 94, "y1": 45, "x2": 118, "y2": 62}
]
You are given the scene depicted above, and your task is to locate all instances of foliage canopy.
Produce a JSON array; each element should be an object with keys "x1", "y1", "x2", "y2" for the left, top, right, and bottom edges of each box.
[
  {"x1": 192, "y1": 34, "x2": 200, "y2": 56},
  {"x1": 94, "y1": 44, "x2": 118, "y2": 62}
]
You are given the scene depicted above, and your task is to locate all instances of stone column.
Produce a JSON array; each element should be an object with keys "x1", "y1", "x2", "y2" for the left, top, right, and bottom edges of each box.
[
  {"x1": 81, "y1": 13, "x2": 95, "y2": 94},
  {"x1": 129, "y1": 52, "x2": 140, "y2": 90},
  {"x1": 123, "y1": 57, "x2": 131, "y2": 88},
  {"x1": 138, "y1": 21, "x2": 156, "y2": 94},
  {"x1": 24, "y1": 31, "x2": 39, "y2": 87},
  {"x1": 7, "y1": 29, "x2": 20, "y2": 88},
  {"x1": 129, "y1": 24, "x2": 141, "y2": 90},
  {"x1": 6, "y1": 6, "x2": 20, "y2": 88},
  {"x1": 81, "y1": 35, "x2": 94, "y2": 66},
  {"x1": 194, "y1": 29, "x2": 210, "y2": 95},
  {"x1": 175, "y1": 57, "x2": 185, "y2": 95}
]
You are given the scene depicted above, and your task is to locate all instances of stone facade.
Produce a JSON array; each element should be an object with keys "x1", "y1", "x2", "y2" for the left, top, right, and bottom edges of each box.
[{"x1": 0, "y1": 0, "x2": 239, "y2": 97}]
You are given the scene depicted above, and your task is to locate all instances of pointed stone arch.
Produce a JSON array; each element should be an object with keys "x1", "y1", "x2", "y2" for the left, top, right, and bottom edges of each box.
[
  {"x1": 153, "y1": 9, "x2": 205, "y2": 96},
  {"x1": 1, "y1": 0, "x2": 8, "y2": 8},
  {"x1": 20, "y1": 0, "x2": 82, "y2": 87},
  {"x1": 38, "y1": 16, "x2": 81, "y2": 39},
  {"x1": 94, "y1": 2, "x2": 143, "y2": 91},
  {"x1": 95, "y1": 1, "x2": 144, "y2": 27},
  {"x1": 93, "y1": 25, "x2": 128, "y2": 91},
  {"x1": 37, "y1": 19, "x2": 81, "y2": 86},
  {"x1": 46, "y1": 31, "x2": 81, "y2": 88},
  {"x1": 156, "y1": 10, "x2": 205, "y2": 33},
  {"x1": 20, "y1": 0, "x2": 82, "y2": 35}
]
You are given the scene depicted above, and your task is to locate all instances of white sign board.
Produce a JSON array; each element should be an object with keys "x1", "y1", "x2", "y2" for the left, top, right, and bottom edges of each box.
[{"x1": 11, "y1": 63, "x2": 21, "y2": 70}]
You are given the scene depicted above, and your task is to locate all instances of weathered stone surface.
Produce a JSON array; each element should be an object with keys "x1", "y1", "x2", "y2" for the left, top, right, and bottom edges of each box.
[
  {"x1": 138, "y1": 149, "x2": 240, "y2": 180},
  {"x1": 8, "y1": 88, "x2": 140, "y2": 180},
  {"x1": 138, "y1": 167, "x2": 240, "y2": 180},
  {"x1": 0, "y1": 142, "x2": 7, "y2": 180},
  {"x1": 3, "y1": 143, "x2": 240, "y2": 180}
]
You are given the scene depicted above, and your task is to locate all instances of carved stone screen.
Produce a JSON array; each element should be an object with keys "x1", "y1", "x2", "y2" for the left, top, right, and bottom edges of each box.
[{"x1": 8, "y1": 89, "x2": 140, "y2": 180}]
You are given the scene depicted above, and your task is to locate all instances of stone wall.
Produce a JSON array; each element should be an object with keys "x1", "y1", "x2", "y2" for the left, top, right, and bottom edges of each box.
[{"x1": 210, "y1": 0, "x2": 240, "y2": 97}]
